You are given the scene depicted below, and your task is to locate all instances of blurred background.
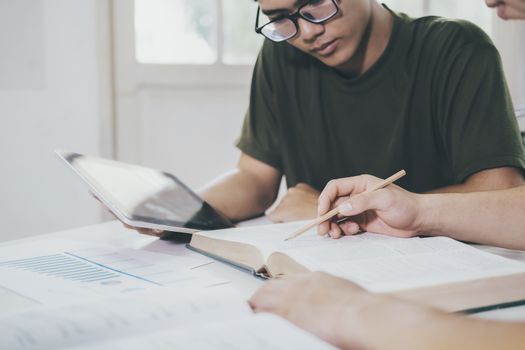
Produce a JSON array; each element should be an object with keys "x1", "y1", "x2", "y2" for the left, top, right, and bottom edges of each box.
[{"x1": 1, "y1": 0, "x2": 524, "y2": 242}]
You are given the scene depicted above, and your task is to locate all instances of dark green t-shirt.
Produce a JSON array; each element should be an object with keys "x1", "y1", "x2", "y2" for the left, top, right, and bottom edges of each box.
[{"x1": 236, "y1": 11, "x2": 525, "y2": 192}]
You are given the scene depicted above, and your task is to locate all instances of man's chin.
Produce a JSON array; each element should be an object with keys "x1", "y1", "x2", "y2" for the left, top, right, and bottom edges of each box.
[{"x1": 316, "y1": 53, "x2": 349, "y2": 68}]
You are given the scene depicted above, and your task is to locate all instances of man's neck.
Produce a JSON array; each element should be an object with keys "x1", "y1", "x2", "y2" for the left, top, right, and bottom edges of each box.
[{"x1": 336, "y1": 2, "x2": 394, "y2": 77}]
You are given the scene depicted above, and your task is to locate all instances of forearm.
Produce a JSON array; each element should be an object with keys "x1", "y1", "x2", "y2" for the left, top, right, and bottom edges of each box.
[
  {"x1": 418, "y1": 186, "x2": 525, "y2": 250},
  {"x1": 339, "y1": 295, "x2": 525, "y2": 350},
  {"x1": 198, "y1": 169, "x2": 278, "y2": 222},
  {"x1": 427, "y1": 167, "x2": 525, "y2": 194}
]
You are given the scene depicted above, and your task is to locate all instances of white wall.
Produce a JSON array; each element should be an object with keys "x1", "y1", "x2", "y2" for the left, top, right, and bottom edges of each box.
[
  {"x1": 135, "y1": 88, "x2": 247, "y2": 188},
  {"x1": 0, "y1": 0, "x2": 112, "y2": 241}
]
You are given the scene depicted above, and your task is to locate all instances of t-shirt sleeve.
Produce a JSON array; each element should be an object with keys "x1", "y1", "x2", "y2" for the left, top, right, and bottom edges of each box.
[
  {"x1": 437, "y1": 43, "x2": 525, "y2": 183},
  {"x1": 236, "y1": 41, "x2": 282, "y2": 170}
]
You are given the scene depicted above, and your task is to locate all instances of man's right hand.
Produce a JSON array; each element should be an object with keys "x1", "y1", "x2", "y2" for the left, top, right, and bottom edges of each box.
[
  {"x1": 92, "y1": 192, "x2": 165, "y2": 237},
  {"x1": 121, "y1": 223, "x2": 164, "y2": 237},
  {"x1": 317, "y1": 175, "x2": 425, "y2": 239}
]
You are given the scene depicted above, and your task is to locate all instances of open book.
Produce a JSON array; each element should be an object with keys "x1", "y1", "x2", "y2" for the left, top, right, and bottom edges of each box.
[
  {"x1": 1, "y1": 288, "x2": 335, "y2": 350},
  {"x1": 188, "y1": 222, "x2": 525, "y2": 312}
]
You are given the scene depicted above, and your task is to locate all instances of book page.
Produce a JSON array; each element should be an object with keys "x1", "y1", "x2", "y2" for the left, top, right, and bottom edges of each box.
[
  {"x1": 0, "y1": 288, "x2": 252, "y2": 350},
  {"x1": 70, "y1": 314, "x2": 336, "y2": 350},
  {"x1": 198, "y1": 222, "x2": 525, "y2": 292},
  {"x1": 195, "y1": 221, "x2": 341, "y2": 260}
]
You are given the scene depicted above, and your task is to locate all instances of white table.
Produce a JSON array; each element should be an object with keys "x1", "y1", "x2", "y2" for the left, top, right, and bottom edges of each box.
[{"x1": 1, "y1": 220, "x2": 524, "y2": 321}]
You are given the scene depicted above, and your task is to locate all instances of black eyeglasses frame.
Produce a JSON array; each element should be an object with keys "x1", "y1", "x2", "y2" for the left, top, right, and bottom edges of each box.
[{"x1": 254, "y1": 0, "x2": 339, "y2": 42}]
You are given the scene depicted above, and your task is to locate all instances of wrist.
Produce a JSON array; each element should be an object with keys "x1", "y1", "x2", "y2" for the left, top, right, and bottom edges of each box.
[
  {"x1": 416, "y1": 193, "x2": 446, "y2": 236},
  {"x1": 338, "y1": 293, "x2": 443, "y2": 350},
  {"x1": 336, "y1": 292, "x2": 401, "y2": 349}
]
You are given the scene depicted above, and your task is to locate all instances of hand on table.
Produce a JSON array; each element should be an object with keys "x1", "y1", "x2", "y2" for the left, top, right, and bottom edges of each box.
[
  {"x1": 249, "y1": 272, "x2": 380, "y2": 349},
  {"x1": 266, "y1": 183, "x2": 319, "y2": 222},
  {"x1": 317, "y1": 175, "x2": 424, "y2": 239}
]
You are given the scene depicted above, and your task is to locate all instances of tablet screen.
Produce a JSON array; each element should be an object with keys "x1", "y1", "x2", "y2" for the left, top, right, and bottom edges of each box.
[{"x1": 58, "y1": 151, "x2": 234, "y2": 231}]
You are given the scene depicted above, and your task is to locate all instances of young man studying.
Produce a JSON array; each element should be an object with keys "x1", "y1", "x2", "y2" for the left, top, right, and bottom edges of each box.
[
  {"x1": 131, "y1": 0, "x2": 525, "y2": 235},
  {"x1": 208, "y1": 0, "x2": 524, "y2": 220}
]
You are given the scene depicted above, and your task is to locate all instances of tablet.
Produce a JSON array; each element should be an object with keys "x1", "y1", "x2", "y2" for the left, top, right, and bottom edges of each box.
[{"x1": 56, "y1": 150, "x2": 235, "y2": 235}]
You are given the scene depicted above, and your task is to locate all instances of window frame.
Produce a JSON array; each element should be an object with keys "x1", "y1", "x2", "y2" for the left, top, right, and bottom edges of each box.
[{"x1": 113, "y1": 0, "x2": 256, "y2": 90}]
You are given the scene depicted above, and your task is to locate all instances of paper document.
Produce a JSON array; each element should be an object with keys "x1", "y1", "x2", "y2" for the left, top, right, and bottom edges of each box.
[
  {"x1": 70, "y1": 314, "x2": 336, "y2": 350},
  {"x1": 0, "y1": 288, "x2": 335, "y2": 350},
  {"x1": 0, "y1": 239, "x2": 226, "y2": 306}
]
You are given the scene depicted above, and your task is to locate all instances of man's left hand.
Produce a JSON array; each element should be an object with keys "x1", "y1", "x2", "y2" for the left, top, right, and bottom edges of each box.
[{"x1": 266, "y1": 183, "x2": 319, "y2": 222}]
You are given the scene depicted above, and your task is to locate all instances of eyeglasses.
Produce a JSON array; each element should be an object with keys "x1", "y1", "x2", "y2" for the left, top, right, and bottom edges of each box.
[{"x1": 255, "y1": 0, "x2": 339, "y2": 42}]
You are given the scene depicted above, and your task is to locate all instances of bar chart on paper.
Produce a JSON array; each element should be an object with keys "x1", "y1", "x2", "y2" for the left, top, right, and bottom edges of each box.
[
  {"x1": 0, "y1": 253, "x2": 128, "y2": 284},
  {"x1": 0, "y1": 241, "x2": 225, "y2": 306}
]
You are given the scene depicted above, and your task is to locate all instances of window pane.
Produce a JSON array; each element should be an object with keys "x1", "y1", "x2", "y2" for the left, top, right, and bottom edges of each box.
[
  {"x1": 383, "y1": 0, "x2": 492, "y2": 36},
  {"x1": 222, "y1": 0, "x2": 263, "y2": 65},
  {"x1": 135, "y1": 0, "x2": 217, "y2": 64}
]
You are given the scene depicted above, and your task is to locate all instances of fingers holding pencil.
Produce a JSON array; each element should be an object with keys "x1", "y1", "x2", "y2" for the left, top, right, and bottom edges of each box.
[
  {"x1": 318, "y1": 175, "x2": 383, "y2": 238},
  {"x1": 316, "y1": 171, "x2": 424, "y2": 240},
  {"x1": 327, "y1": 188, "x2": 396, "y2": 238},
  {"x1": 286, "y1": 170, "x2": 407, "y2": 241}
]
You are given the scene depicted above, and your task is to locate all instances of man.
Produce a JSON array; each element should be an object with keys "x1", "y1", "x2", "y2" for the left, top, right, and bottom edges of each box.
[
  {"x1": 132, "y1": 0, "x2": 524, "y2": 235},
  {"x1": 203, "y1": 0, "x2": 524, "y2": 223}
]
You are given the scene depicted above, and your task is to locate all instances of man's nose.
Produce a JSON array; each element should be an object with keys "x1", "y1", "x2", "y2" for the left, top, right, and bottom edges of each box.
[{"x1": 297, "y1": 18, "x2": 325, "y2": 42}]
